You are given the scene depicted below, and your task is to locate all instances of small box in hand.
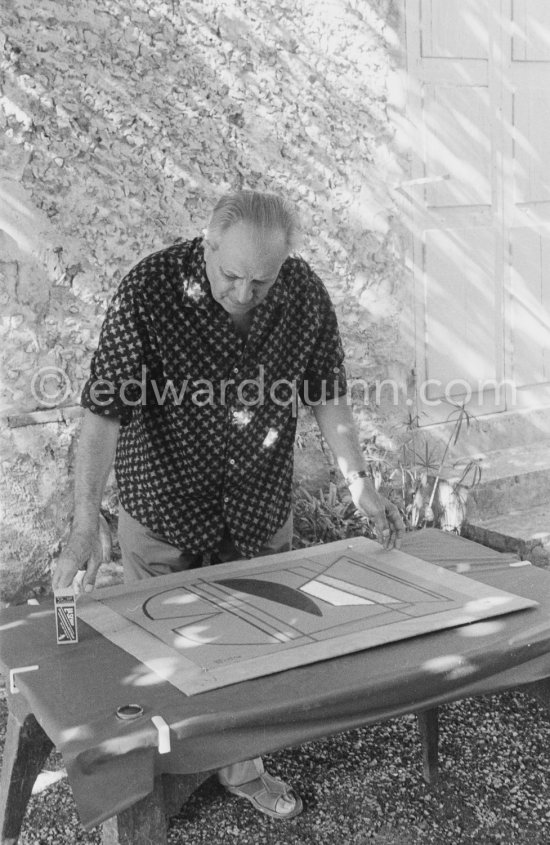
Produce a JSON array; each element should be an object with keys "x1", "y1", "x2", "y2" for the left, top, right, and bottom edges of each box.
[{"x1": 54, "y1": 589, "x2": 78, "y2": 644}]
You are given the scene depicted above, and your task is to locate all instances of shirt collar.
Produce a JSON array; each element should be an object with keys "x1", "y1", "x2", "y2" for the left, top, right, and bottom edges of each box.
[{"x1": 179, "y1": 238, "x2": 214, "y2": 310}]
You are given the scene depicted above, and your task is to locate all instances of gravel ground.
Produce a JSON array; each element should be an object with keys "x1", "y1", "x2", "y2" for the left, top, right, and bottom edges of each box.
[{"x1": 2, "y1": 686, "x2": 550, "y2": 844}]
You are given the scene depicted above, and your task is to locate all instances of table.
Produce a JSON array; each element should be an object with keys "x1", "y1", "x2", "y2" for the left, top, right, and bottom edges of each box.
[{"x1": 1, "y1": 529, "x2": 550, "y2": 844}]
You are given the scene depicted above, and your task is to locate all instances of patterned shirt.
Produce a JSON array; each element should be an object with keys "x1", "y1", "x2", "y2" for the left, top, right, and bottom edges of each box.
[{"x1": 81, "y1": 237, "x2": 347, "y2": 557}]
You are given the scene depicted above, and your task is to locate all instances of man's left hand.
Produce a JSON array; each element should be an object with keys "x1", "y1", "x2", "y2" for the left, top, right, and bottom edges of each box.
[
  {"x1": 348, "y1": 479, "x2": 405, "y2": 550},
  {"x1": 378, "y1": 498, "x2": 405, "y2": 549}
]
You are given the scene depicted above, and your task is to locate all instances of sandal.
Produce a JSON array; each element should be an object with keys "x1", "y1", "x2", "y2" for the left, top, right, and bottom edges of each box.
[{"x1": 223, "y1": 771, "x2": 303, "y2": 819}]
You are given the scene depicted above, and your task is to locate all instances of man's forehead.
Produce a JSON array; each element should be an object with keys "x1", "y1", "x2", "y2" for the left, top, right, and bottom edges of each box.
[
  {"x1": 217, "y1": 223, "x2": 288, "y2": 272},
  {"x1": 213, "y1": 226, "x2": 288, "y2": 279}
]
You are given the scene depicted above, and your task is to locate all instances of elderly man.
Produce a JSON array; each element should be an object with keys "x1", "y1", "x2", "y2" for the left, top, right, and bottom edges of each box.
[{"x1": 53, "y1": 190, "x2": 403, "y2": 820}]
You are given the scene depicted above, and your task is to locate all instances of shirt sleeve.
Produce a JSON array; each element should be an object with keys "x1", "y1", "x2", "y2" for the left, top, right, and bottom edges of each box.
[
  {"x1": 299, "y1": 276, "x2": 348, "y2": 405},
  {"x1": 80, "y1": 266, "x2": 149, "y2": 426}
]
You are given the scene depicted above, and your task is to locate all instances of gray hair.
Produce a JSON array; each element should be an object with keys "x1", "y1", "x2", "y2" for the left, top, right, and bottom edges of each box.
[{"x1": 206, "y1": 190, "x2": 300, "y2": 252}]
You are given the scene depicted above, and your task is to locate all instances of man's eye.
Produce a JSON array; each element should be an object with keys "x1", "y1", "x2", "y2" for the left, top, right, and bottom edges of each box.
[{"x1": 222, "y1": 272, "x2": 272, "y2": 285}]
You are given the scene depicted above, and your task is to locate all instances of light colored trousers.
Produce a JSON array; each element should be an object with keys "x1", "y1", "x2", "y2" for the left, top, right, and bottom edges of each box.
[{"x1": 117, "y1": 505, "x2": 293, "y2": 787}]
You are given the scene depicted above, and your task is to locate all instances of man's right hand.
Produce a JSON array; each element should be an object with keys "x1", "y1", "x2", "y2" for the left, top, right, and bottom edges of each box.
[{"x1": 52, "y1": 531, "x2": 103, "y2": 594}]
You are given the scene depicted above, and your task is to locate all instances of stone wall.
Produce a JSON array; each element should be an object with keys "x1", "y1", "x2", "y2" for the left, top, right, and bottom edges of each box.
[{"x1": 0, "y1": 0, "x2": 412, "y2": 597}]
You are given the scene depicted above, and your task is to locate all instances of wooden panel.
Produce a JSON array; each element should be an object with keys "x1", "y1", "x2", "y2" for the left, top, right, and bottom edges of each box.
[
  {"x1": 513, "y1": 91, "x2": 550, "y2": 203},
  {"x1": 424, "y1": 227, "x2": 497, "y2": 393},
  {"x1": 543, "y1": 239, "x2": 550, "y2": 379},
  {"x1": 408, "y1": 0, "x2": 550, "y2": 418},
  {"x1": 423, "y1": 86, "x2": 492, "y2": 207},
  {"x1": 420, "y1": 0, "x2": 489, "y2": 59},
  {"x1": 412, "y1": 58, "x2": 489, "y2": 86},
  {"x1": 507, "y1": 62, "x2": 550, "y2": 88},
  {"x1": 512, "y1": 0, "x2": 550, "y2": 61},
  {"x1": 510, "y1": 201, "x2": 550, "y2": 231},
  {"x1": 510, "y1": 228, "x2": 550, "y2": 386}
]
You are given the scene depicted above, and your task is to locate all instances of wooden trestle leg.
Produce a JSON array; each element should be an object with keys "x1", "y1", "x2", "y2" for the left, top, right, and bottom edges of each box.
[
  {"x1": 0, "y1": 710, "x2": 54, "y2": 845},
  {"x1": 101, "y1": 772, "x2": 213, "y2": 845},
  {"x1": 417, "y1": 707, "x2": 439, "y2": 785}
]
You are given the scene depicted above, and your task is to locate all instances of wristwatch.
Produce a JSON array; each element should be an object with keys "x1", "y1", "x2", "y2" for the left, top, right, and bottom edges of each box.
[{"x1": 345, "y1": 469, "x2": 369, "y2": 486}]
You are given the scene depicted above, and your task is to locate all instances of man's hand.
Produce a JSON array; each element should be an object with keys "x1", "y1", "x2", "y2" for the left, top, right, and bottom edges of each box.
[
  {"x1": 52, "y1": 531, "x2": 103, "y2": 594},
  {"x1": 348, "y1": 479, "x2": 405, "y2": 550},
  {"x1": 52, "y1": 410, "x2": 119, "y2": 594},
  {"x1": 310, "y1": 399, "x2": 405, "y2": 548}
]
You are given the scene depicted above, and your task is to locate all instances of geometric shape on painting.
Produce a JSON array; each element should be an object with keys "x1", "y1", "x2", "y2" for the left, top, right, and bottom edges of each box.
[
  {"x1": 311, "y1": 574, "x2": 403, "y2": 604},
  {"x1": 216, "y1": 578, "x2": 323, "y2": 616},
  {"x1": 143, "y1": 588, "x2": 211, "y2": 620},
  {"x1": 300, "y1": 579, "x2": 374, "y2": 606},
  {"x1": 174, "y1": 612, "x2": 292, "y2": 647}
]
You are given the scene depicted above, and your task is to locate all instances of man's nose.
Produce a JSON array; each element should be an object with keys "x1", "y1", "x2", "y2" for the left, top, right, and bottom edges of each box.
[{"x1": 234, "y1": 278, "x2": 253, "y2": 303}]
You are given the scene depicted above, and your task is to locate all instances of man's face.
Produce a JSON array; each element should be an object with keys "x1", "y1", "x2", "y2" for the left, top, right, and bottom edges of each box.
[{"x1": 204, "y1": 222, "x2": 289, "y2": 316}]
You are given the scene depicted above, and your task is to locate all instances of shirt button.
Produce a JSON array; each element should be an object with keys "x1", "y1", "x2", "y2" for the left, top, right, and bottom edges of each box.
[
  {"x1": 223, "y1": 496, "x2": 229, "y2": 503},
  {"x1": 229, "y1": 458, "x2": 235, "y2": 465},
  {"x1": 233, "y1": 367, "x2": 239, "y2": 374}
]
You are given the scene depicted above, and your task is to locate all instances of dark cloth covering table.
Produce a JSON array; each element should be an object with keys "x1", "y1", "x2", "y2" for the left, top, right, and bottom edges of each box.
[{"x1": 1, "y1": 529, "x2": 550, "y2": 839}]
